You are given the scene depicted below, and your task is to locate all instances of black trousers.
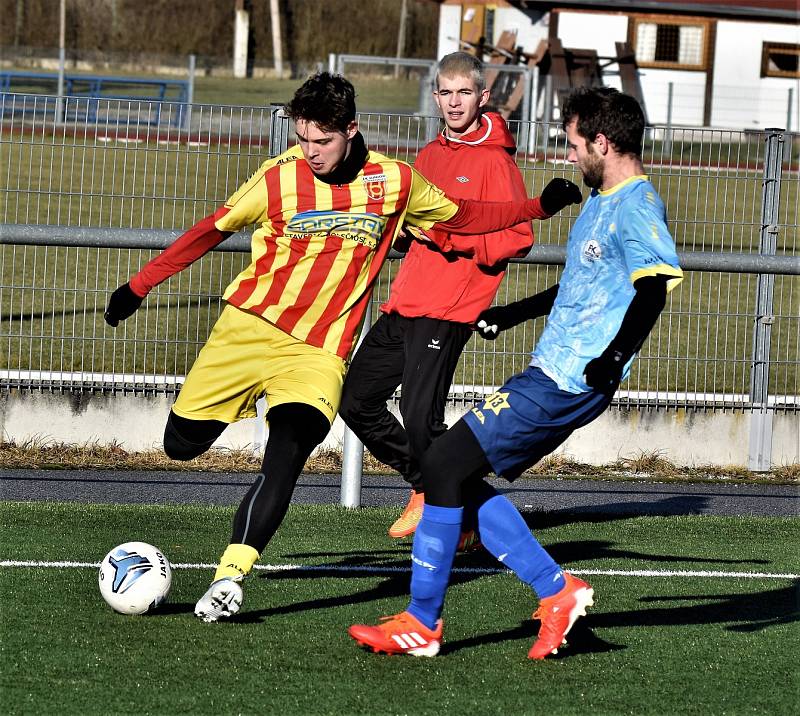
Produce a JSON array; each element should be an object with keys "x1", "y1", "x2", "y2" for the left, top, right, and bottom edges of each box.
[{"x1": 339, "y1": 312, "x2": 472, "y2": 490}]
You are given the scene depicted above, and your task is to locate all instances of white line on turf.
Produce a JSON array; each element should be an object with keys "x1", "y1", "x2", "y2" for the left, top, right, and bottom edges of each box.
[{"x1": 1, "y1": 560, "x2": 797, "y2": 579}]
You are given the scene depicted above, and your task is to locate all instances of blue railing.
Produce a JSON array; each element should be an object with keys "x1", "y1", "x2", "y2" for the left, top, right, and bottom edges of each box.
[{"x1": 0, "y1": 71, "x2": 189, "y2": 127}]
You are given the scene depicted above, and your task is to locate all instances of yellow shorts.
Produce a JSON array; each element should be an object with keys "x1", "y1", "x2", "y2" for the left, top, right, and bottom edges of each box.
[{"x1": 172, "y1": 304, "x2": 346, "y2": 425}]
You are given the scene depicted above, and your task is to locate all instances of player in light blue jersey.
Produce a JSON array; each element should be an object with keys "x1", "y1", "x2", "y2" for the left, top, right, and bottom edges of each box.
[
  {"x1": 348, "y1": 87, "x2": 683, "y2": 660},
  {"x1": 531, "y1": 176, "x2": 682, "y2": 394}
]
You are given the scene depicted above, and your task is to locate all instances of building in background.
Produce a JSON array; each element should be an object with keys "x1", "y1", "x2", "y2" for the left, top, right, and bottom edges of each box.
[{"x1": 434, "y1": 0, "x2": 799, "y2": 130}]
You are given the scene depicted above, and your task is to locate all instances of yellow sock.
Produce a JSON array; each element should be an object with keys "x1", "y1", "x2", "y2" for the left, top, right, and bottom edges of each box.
[{"x1": 213, "y1": 543, "x2": 260, "y2": 582}]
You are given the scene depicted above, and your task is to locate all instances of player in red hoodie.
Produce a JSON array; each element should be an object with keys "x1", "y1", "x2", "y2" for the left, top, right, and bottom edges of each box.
[{"x1": 339, "y1": 52, "x2": 581, "y2": 541}]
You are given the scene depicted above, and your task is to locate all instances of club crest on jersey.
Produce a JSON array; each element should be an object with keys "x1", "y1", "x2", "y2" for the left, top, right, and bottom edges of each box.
[
  {"x1": 362, "y1": 173, "x2": 387, "y2": 200},
  {"x1": 582, "y1": 239, "x2": 602, "y2": 261}
]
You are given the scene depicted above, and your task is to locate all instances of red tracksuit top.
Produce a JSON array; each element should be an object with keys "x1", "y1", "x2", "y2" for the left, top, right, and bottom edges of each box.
[{"x1": 380, "y1": 112, "x2": 535, "y2": 324}]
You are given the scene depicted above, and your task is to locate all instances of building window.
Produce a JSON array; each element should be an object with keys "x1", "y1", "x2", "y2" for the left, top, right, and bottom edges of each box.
[
  {"x1": 762, "y1": 42, "x2": 800, "y2": 78},
  {"x1": 630, "y1": 15, "x2": 709, "y2": 70}
]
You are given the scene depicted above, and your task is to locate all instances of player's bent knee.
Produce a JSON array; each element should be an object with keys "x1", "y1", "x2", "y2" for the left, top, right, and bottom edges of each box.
[
  {"x1": 337, "y1": 389, "x2": 358, "y2": 424},
  {"x1": 420, "y1": 420, "x2": 490, "y2": 507},
  {"x1": 267, "y1": 402, "x2": 330, "y2": 450},
  {"x1": 163, "y1": 429, "x2": 211, "y2": 461},
  {"x1": 163, "y1": 433, "x2": 206, "y2": 461},
  {"x1": 163, "y1": 412, "x2": 226, "y2": 461},
  {"x1": 338, "y1": 391, "x2": 383, "y2": 430}
]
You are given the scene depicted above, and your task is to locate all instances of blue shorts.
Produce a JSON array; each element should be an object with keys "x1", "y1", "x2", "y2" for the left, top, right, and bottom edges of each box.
[{"x1": 462, "y1": 365, "x2": 612, "y2": 481}]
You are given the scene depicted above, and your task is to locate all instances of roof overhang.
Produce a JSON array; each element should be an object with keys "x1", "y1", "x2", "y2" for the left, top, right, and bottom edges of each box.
[{"x1": 507, "y1": 1, "x2": 799, "y2": 22}]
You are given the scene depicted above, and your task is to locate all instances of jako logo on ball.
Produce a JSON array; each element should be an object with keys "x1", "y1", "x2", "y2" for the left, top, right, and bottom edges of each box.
[{"x1": 98, "y1": 541, "x2": 172, "y2": 615}]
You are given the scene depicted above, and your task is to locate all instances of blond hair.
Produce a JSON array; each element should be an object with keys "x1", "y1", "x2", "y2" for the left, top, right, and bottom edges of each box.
[{"x1": 436, "y1": 52, "x2": 485, "y2": 92}]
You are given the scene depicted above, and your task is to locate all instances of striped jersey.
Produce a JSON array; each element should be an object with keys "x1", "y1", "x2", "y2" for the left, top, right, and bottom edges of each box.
[{"x1": 214, "y1": 144, "x2": 460, "y2": 359}]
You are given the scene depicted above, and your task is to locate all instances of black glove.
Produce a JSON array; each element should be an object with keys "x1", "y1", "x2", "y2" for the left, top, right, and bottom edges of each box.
[
  {"x1": 104, "y1": 282, "x2": 144, "y2": 327},
  {"x1": 475, "y1": 305, "x2": 511, "y2": 340},
  {"x1": 583, "y1": 348, "x2": 625, "y2": 392},
  {"x1": 539, "y1": 178, "x2": 583, "y2": 215},
  {"x1": 475, "y1": 285, "x2": 560, "y2": 340},
  {"x1": 392, "y1": 227, "x2": 413, "y2": 254}
]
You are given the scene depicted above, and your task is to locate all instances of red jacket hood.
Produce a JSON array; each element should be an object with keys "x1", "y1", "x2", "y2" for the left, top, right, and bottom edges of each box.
[{"x1": 436, "y1": 111, "x2": 516, "y2": 154}]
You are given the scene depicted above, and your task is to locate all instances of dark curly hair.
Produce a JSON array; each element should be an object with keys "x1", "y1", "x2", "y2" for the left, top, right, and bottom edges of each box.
[
  {"x1": 284, "y1": 72, "x2": 356, "y2": 133},
  {"x1": 561, "y1": 87, "x2": 645, "y2": 157}
]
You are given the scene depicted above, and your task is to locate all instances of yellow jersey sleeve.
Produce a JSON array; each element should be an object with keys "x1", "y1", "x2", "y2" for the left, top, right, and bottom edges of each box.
[
  {"x1": 214, "y1": 147, "x2": 301, "y2": 232},
  {"x1": 403, "y1": 167, "x2": 459, "y2": 230}
]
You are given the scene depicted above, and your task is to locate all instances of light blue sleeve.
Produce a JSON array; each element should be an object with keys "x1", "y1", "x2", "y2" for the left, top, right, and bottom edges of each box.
[{"x1": 619, "y1": 192, "x2": 683, "y2": 289}]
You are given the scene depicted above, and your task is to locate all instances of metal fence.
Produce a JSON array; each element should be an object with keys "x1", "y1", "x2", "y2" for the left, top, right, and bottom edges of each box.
[{"x1": 1, "y1": 95, "x2": 799, "y2": 424}]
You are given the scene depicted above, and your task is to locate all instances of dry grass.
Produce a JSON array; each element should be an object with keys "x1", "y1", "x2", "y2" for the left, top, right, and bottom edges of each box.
[
  {"x1": 526, "y1": 453, "x2": 605, "y2": 477},
  {"x1": 0, "y1": 437, "x2": 395, "y2": 474},
  {"x1": 0, "y1": 436, "x2": 260, "y2": 472},
  {"x1": 612, "y1": 450, "x2": 684, "y2": 478},
  {"x1": 0, "y1": 439, "x2": 796, "y2": 484},
  {"x1": 772, "y1": 462, "x2": 800, "y2": 481}
]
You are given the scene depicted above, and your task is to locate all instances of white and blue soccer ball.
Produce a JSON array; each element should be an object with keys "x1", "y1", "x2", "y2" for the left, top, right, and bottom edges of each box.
[{"x1": 98, "y1": 541, "x2": 172, "y2": 615}]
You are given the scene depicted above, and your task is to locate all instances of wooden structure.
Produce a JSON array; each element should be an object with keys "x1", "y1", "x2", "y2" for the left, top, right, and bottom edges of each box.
[{"x1": 463, "y1": 32, "x2": 648, "y2": 121}]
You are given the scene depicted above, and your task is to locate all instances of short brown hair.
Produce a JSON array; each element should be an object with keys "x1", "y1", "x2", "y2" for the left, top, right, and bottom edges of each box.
[
  {"x1": 284, "y1": 72, "x2": 356, "y2": 133},
  {"x1": 561, "y1": 87, "x2": 645, "y2": 157}
]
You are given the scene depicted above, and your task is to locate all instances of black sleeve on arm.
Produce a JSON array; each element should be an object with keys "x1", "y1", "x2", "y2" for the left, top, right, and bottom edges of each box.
[
  {"x1": 508, "y1": 283, "x2": 560, "y2": 324},
  {"x1": 583, "y1": 275, "x2": 669, "y2": 390},
  {"x1": 608, "y1": 275, "x2": 669, "y2": 358}
]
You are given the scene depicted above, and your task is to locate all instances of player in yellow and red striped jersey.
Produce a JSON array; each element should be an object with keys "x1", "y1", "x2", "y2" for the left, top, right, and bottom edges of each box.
[{"x1": 103, "y1": 72, "x2": 579, "y2": 622}]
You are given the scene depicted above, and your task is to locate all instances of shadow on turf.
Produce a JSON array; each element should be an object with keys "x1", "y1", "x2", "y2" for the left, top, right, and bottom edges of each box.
[
  {"x1": 440, "y1": 616, "x2": 626, "y2": 658},
  {"x1": 519, "y1": 493, "x2": 725, "y2": 523},
  {"x1": 611, "y1": 581, "x2": 800, "y2": 632},
  {"x1": 282, "y1": 530, "x2": 769, "y2": 568},
  {"x1": 153, "y1": 567, "x2": 797, "y2": 657},
  {"x1": 544, "y1": 538, "x2": 769, "y2": 567},
  {"x1": 242, "y1": 578, "x2": 796, "y2": 657},
  {"x1": 163, "y1": 491, "x2": 793, "y2": 652}
]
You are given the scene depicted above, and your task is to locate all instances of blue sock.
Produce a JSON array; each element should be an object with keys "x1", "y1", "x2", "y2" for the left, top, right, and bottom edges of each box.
[
  {"x1": 477, "y1": 495, "x2": 565, "y2": 598},
  {"x1": 407, "y1": 504, "x2": 463, "y2": 630}
]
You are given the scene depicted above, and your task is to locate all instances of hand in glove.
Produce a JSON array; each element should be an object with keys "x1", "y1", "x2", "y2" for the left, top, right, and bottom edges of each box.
[
  {"x1": 474, "y1": 284, "x2": 560, "y2": 341},
  {"x1": 475, "y1": 305, "x2": 511, "y2": 340},
  {"x1": 104, "y1": 283, "x2": 144, "y2": 327},
  {"x1": 539, "y1": 178, "x2": 583, "y2": 216},
  {"x1": 583, "y1": 348, "x2": 625, "y2": 392}
]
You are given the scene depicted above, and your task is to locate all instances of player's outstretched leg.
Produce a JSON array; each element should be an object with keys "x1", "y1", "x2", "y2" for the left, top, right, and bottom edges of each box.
[
  {"x1": 529, "y1": 573, "x2": 594, "y2": 659},
  {"x1": 476, "y1": 493, "x2": 594, "y2": 658},
  {"x1": 195, "y1": 403, "x2": 329, "y2": 622}
]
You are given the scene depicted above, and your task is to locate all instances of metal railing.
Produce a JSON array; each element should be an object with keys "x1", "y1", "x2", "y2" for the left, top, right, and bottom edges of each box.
[{"x1": 1, "y1": 96, "x2": 798, "y2": 468}]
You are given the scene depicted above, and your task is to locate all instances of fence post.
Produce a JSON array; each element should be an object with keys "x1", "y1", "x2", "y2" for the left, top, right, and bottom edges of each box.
[
  {"x1": 340, "y1": 301, "x2": 372, "y2": 508},
  {"x1": 541, "y1": 74, "x2": 554, "y2": 154},
  {"x1": 56, "y1": 0, "x2": 65, "y2": 125},
  {"x1": 184, "y1": 53, "x2": 195, "y2": 132},
  {"x1": 269, "y1": 105, "x2": 290, "y2": 157},
  {"x1": 787, "y1": 87, "x2": 795, "y2": 133},
  {"x1": 520, "y1": 67, "x2": 531, "y2": 130},
  {"x1": 665, "y1": 82, "x2": 674, "y2": 155},
  {"x1": 748, "y1": 128, "x2": 784, "y2": 471},
  {"x1": 417, "y1": 61, "x2": 438, "y2": 119}
]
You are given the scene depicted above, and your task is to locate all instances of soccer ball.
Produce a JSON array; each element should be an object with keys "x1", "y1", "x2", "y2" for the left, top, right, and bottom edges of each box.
[{"x1": 98, "y1": 541, "x2": 172, "y2": 615}]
